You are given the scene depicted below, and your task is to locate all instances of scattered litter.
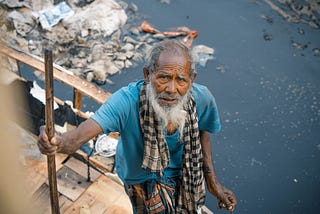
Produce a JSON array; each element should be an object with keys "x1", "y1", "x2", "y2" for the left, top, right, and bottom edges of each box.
[
  {"x1": 216, "y1": 66, "x2": 225, "y2": 73},
  {"x1": 263, "y1": 31, "x2": 273, "y2": 41},
  {"x1": 250, "y1": 157, "x2": 263, "y2": 166},
  {"x1": 260, "y1": 14, "x2": 273, "y2": 24},
  {"x1": 63, "y1": 0, "x2": 127, "y2": 37},
  {"x1": 38, "y1": 2, "x2": 74, "y2": 29},
  {"x1": 30, "y1": 81, "x2": 59, "y2": 110},
  {"x1": 139, "y1": 20, "x2": 198, "y2": 48},
  {"x1": 297, "y1": 27, "x2": 305, "y2": 35},
  {"x1": 312, "y1": 48, "x2": 320, "y2": 56},
  {"x1": 7, "y1": 10, "x2": 35, "y2": 36},
  {"x1": 0, "y1": 0, "x2": 30, "y2": 8},
  {"x1": 1, "y1": 0, "x2": 214, "y2": 84},
  {"x1": 263, "y1": 0, "x2": 320, "y2": 29},
  {"x1": 160, "y1": 0, "x2": 171, "y2": 4},
  {"x1": 291, "y1": 40, "x2": 308, "y2": 50},
  {"x1": 192, "y1": 45, "x2": 215, "y2": 67}
]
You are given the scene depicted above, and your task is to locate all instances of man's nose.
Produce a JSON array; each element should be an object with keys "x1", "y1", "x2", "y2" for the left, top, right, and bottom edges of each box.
[{"x1": 166, "y1": 80, "x2": 177, "y2": 93}]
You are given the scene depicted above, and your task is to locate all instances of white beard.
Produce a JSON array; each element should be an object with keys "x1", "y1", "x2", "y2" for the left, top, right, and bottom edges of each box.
[{"x1": 146, "y1": 83, "x2": 191, "y2": 137}]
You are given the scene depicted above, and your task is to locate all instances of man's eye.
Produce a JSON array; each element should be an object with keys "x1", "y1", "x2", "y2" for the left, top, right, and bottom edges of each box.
[
  {"x1": 177, "y1": 77, "x2": 186, "y2": 82},
  {"x1": 159, "y1": 75, "x2": 169, "y2": 80}
]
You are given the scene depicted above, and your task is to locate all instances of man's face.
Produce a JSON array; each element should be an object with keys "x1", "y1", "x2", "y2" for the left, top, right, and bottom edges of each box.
[{"x1": 145, "y1": 51, "x2": 194, "y2": 108}]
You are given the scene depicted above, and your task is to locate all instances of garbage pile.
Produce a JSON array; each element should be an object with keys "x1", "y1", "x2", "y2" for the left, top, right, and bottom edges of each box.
[
  {"x1": 0, "y1": 0, "x2": 215, "y2": 85},
  {"x1": 263, "y1": 0, "x2": 320, "y2": 29}
]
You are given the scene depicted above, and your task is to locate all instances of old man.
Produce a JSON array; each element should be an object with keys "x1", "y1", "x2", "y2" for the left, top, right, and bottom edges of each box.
[{"x1": 38, "y1": 40, "x2": 237, "y2": 213}]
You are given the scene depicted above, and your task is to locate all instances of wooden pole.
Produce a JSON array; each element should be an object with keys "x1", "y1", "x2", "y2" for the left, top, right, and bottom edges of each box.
[
  {"x1": 45, "y1": 49, "x2": 60, "y2": 214},
  {"x1": 73, "y1": 88, "x2": 83, "y2": 110}
]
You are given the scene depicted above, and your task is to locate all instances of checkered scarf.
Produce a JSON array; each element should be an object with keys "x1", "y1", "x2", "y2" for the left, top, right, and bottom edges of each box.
[{"x1": 139, "y1": 82, "x2": 206, "y2": 212}]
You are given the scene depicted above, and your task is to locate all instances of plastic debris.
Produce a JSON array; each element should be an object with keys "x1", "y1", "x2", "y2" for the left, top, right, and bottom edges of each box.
[
  {"x1": 63, "y1": 0, "x2": 127, "y2": 37},
  {"x1": 95, "y1": 134, "x2": 118, "y2": 157},
  {"x1": 7, "y1": 10, "x2": 35, "y2": 36},
  {"x1": 192, "y1": 45, "x2": 215, "y2": 67},
  {"x1": 30, "y1": 81, "x2": 59, "y2": 110},
  {"x1": 38, "y1": 2, "x2": 74, "y2": 29},
  {"x1": 0, "y1": 0, "x2": 30, "y2": 8}
]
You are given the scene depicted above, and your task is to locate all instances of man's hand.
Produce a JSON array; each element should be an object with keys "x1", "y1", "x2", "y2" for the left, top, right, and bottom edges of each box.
[
  {"x1": 37, "y1": 119, "x2": 103, "y2": 155},
  {"x1": 206, "y1": 180, "x2": 237, "y2": 211},
  {"x1": 37, "y1": 125, "x2": 62, "y2": 155},
  {"x1": 200, "y1": 131, "x2": 237, "y2": 211}
]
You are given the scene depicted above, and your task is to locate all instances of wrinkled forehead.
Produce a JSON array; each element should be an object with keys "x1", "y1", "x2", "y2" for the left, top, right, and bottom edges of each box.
[{"x1": 156, "y1": 51, "x2": 191, "y2": 72}]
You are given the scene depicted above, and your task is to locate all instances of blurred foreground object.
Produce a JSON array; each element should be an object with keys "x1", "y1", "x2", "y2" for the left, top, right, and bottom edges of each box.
[{"x1": 0, "y1": 56, "x2": 33, "y2": 213}]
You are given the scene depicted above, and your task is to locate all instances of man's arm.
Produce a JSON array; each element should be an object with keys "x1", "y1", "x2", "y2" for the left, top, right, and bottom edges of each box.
[
  {"x1": 200, "y1": 130, "x2": 237, "y2": 211},
  {"x1": 37, "y1": 118, "x2": 102, "y2": 155}
]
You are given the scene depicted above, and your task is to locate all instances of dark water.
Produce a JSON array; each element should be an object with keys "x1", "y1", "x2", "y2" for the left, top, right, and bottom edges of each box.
[
  {"x1": 106, "y1": 1, "x2": 320, "y2": 213},
  {"x1": 22, "y1": 0, "x2": 320, "y2": 213}
]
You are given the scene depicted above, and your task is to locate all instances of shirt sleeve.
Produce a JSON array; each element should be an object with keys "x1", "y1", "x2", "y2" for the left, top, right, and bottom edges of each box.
[
  {"x1": 90, "y1": 88, "x2": 131, "y2": 134},
  {"x1": 193, "y1": 84, "x2": 221, "y2": 133}
]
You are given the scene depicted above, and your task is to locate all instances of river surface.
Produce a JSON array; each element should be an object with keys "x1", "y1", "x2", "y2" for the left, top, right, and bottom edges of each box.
[
  {"x1": 23, "y1": 0, "x2": 320, "y2": 213},
  {"x1": 109, "y1": 1, "x2": 320, "y2": 213}
]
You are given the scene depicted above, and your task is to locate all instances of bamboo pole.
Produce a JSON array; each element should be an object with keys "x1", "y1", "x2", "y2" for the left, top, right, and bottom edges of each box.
[{"x1": 45, "y1": 49, "x2": 60, "y2": 214}]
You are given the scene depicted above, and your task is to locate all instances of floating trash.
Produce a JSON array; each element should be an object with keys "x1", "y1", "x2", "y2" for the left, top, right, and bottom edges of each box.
[
  {"x1": 312, "y1": 48, "x2": 320, "y2": 56},
  {"x1": 192, "y1": 45, "x2": 215, "y2": 67},
  {"x1": 263, "y1": 32, "x2": 273, "y2": 41}
]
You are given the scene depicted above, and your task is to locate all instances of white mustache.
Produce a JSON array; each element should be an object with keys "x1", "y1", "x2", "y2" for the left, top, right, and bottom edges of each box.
[{"x1": 156, "y1": 93, "x2": 182, "y2": 100}]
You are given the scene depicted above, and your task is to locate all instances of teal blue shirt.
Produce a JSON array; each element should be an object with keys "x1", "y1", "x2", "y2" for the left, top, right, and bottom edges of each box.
[{"x1": 91, "y1": 80, "x2": 221, "y2": 185}]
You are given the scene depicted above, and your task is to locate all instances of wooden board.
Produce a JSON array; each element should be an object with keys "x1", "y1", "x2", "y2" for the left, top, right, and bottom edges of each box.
[
  {"x1": 64, "y1": 157, "x2": 101, "y2": 182},
  {"x1": 64, "y1": 175, "x2": 132, "y2": 214},
  {"x1": 0, "y1": 42, "x2": 111, "y2": 104},
  {"x1": 32, "y1": 183, "x2": 73, "y2": 213},
  {"x1": 24, "y1": 152, "x2": 67, "y2": 196},
  {"x1": 55, "y1": 165, "x2": 91, "y2": 202}
]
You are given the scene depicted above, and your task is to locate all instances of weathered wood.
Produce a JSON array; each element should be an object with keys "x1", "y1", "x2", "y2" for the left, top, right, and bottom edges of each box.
[
  {"x1": 0, "y1": 42, "x2": 111, "y2": 105},
  {"x1": 32, "y1": 183, "x2": 52, "y2": 213},
  {"x1": 55, "y1": 166, "x2": 91, "y2": 202},
  {"x1": 32, "y1": 183, "x2": 74, "y2": 214},
  {"x1": 64, "y1": 157, "x2": 100, "y2": 182},
  {"x1": 73, "y1": 88, "x2": 83, "y2": 110},
  {"x1": 63, "y1": 175, "x2": 131, "y2": 214},
  {"x1": 45, "y1": 49, "x2": 60, "y2": 214},
  {"x1": 76, "y1": 150, "x2": 114, "y2": 173},
  {"x1": 23, "y1": 152, "x2": 68, "y2": 197}
]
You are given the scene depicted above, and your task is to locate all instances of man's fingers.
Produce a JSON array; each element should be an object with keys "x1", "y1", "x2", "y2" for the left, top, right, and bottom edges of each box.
[
  {"x1": 225, "y1": 191, "x2": 237, "y2": 211},
  {"x1": 50, "y1": 136, "x2": 61, "y2": 146},
  {"x1": 37, "y1": 140, "x2": 57, "y2": 155},
  {"x1": 217, "y1": 193, "x2": 232, "y2": 210},
  {"x1": 218, "y1": 191, "x2": 237, "y2": 211},
  {"x1": 37, "y1": 125, "x2": 60, "y2": 155}
]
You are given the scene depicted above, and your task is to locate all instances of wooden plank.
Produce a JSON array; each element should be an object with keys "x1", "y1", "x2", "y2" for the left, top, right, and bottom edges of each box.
[
  {"x1": 105, "y1": 193, "x2": 133, "y2": 214},
  {"x1": 76, "y1": 150, "x2": 114, "y2": 173},
  {"x1": 64, "y1": 157, "x2": 101, "y2": 182},
  {"x1": 24, "y1": 161, "x2": 47, "y2": 196},
  {"x1": 32, "y1": 183, "x2": 74, "y2": 214},
  {"x1": 73, "y1": 88, "x2": 83, "y2": 110},
  {"x1": 32, "y1": 183, "x2": 52, "y2": 213},
  {"x1": 0, "y1": 42, "x2": 111, "y2": 104},
  {"x1": 64, "y1": 175, "x2": 131, "y2": 214},
  {"x1": 59, "y1": 195, "x2": 74, "y2": 214},
  {"x1": 55, "y1": 166, "x2": 91, "y2": 201},
  {"x1": 23, "y1": 153, "x2": 67, "y2": 196}
]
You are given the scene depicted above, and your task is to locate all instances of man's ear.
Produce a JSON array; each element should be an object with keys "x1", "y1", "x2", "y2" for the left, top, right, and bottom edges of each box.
[
  {"x1": 143, "y1": 67, "x2": 150, "y2": 83},
  {"x1": 191, "y1": 73, "x2": 197, "y2": 83}
]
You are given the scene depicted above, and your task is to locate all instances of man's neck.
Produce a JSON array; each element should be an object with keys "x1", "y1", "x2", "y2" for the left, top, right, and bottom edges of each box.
[{"x1": 166, "y1": 121, "x2": 178, "y2": 135}]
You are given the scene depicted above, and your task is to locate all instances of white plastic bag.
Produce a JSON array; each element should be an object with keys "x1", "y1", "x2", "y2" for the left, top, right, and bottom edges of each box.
[{"x1": 38, "y1": 2, "x2": 74, "y2": 29}]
